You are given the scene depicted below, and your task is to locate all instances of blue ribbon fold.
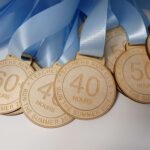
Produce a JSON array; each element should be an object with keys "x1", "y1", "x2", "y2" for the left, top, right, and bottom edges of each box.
[
  {"x1": 79, "y1": 0, "x2": 119, "y2": 30},
  {"x1": 111, "y1": 0, "x2": 147, "y2": 44},
  {"x1": 0, "y1": 0, "x2": 12, "y2": 10},
  {"x1": 0, "y1": 0, "x2": 38, "y2": 44},
  {"x1": 129, "y1": 0, "x2": 150, "y2": 28},
  {"x1": 8, "y1": 0, "x2": 79, "y2": 61},
  {"x1": 58, "y1": 15, "x2": 79, "y2": 65}
]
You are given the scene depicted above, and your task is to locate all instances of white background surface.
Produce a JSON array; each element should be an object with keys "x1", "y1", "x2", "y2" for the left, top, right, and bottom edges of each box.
[{"x1": 0, "y1": 43, "x2": 150, "y2": 150}]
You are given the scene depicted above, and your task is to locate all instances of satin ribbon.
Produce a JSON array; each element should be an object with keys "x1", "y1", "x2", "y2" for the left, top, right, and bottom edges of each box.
[
  {"x1": 36, "y1": 0, "x2": 118, "y2": 66},
  {"x1": 79, "y1": 0, "x2": 108, "y2": 57},
  {"x1": 79, "y1": 0, "x2": 119, "y2": 30},
  {"x1": 111, "y1": 0, "x2": 147, "y2": 44},
  {"x1": 129, "y1": 0, "x2": 150, "y2": 28},
  {"x1": 58, "y1": 15, "x2": 79, "y2": 65},
  {"x1": 107, "y1": 3, "x2": 119, "y2": 30},
  {"x1": 0, "y1": 0, "x2": 39, "y2": 44},
  {"x1": 9, "y1": 0, "x2": 79, "y2": 67},
  {"x1": 6, "y1": 0, "x2": 119, "y2": 68},
  {"x1": 35, "y1": 27, "x2": 69, "y2": 67},
  {"x1": 79, "y1": 0, "x2": 99, "y2": 16},
  {"x1": 0, "y1": 0, "x2": 12, "y2": 10},
  {"x1": 36, "y1": 14, "x2": 79, "y2": 67}
]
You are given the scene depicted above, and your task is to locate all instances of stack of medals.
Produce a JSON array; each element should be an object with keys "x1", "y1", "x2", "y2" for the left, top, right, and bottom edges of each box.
[{"x1": 0, "y1": 0, "x2": 149, "y2": 128}]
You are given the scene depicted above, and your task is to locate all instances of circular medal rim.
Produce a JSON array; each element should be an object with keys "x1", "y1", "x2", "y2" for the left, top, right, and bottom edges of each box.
[
  {"x1": 4, "y1": 108, "x2": 23, "y2": 116},
  {"x1": 54, "y1": 58, "x2": 117, "y2": 120},
  {"x1": 20, "y1": 67, "x2": 74, "y2": 128},
  {"x1": 114, "y1": 47, "x2": 150, "y2": 104},
  {"x1": 0, "y1": 59, "x2": 34, "y2": 114}
]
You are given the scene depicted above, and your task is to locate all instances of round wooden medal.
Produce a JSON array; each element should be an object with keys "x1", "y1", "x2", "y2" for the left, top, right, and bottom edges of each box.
[
  {"x1": 105, "y1": 27, "x2": 126, "y2": 73},
  {"x1": 54, "y1": 58, "x2": 116, "y2": 120},
  {"x1": 0, "y1": 57, "x2": 34, "y2": 114},
  {"x1": 115, "y1": 46, "x2": 150, "y2": 103},
  {"x1": 21, "y1": 65, "x2": 74, "y2": 128}
]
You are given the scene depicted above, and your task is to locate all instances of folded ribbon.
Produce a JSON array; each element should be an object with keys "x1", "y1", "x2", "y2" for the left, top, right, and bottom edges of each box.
[
  {"x1": 8, "y1": 0, "x2": 79, "y2": 67},
  {"x1": 111, "y1": 0, "x2": 147, "y2": 44},
  {"x1": 129, "y1": 0, "x2": 150, "y2": 28},
  {"x1": 58, "y1": 15, "x2": 79, "y2": 65},
  {"x1": 0, "y1": 0, "x2": 12, "y2": 10},
  {"x1": 0, "y1": 0, "x2": 39, "y2": 44}
]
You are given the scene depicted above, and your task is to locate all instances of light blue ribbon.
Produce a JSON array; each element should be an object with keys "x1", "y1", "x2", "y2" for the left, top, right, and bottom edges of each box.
[
  {"x1": 129, "y1": 0, "x2": 150, "y2": 28},
  {"x1": 0, "y1": 0, "x2": 12, "y2": 10},
  {"x1": 111, "y1": 0, "x2": 147, "y2": 44},
  {"x1": 35, "y1": 27, "x2": 69, "y2": 67},
  {"x1": 36, "y1": 0, "x2": 117, "y2": 66},
  {"x1": 79, "y1": 0, "x2": 99, "y2": 16},
  {"x1": 8, "y1": 0, "x2": 79, "y2": 68},
  {"x1": 6, "y1": 0, "x2": 119, "y2": 68},
  {"x1": 36, "y1": 14, "x2": 79, "y2": 67},
  {"x1": 58, "y1": 15, "x2": 79, "y2": 65},
  {"x1": 0, "y1": 0, "x2": 38, "y2": 44},
  {"x1": 107, "y1": 3, "x2": 119, "y2": 30},
  {"x1": 79, "y1": 0, "x2": 119, "y2": 30},
  {"x1": 8, "y1": 0, "x2": 79, "y2": 61},
  {"x1": 79, "y1": 0, "x2": 108, "y2": 57}
]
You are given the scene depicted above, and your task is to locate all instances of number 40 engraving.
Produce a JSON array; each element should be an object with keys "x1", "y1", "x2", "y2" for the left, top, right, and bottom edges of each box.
[
  {"x1": 38, "y1": 82, "x2": 57, "y2": 105},
  {"x1": 70, "y1": 74, "x2": 100, "y2": 96}
]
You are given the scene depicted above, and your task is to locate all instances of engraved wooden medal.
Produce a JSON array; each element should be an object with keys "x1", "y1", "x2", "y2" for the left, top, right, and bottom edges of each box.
[
  {"x1": 54, "y1": 56, "x2": 116, "y2": 120},
  {"x1": 115, "y1": 45, "x2": 150, "y2": 103},
  {"x1": 0, "y1": 56, "x2": 34, "y2": 114},
  {"x1": 21, "y1": 65, "x2": 74, "y2": 128}
]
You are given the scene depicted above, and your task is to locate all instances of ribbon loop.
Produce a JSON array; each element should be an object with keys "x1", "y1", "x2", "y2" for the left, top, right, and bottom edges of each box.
[{"x1": 111, "y1": 0, "x2": 147, "y2": 44}]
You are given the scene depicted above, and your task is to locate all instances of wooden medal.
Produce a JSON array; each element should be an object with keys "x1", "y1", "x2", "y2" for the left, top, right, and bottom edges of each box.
[
  {"x1": 21, "y1": 65, "x2": 74, "y2": 128},
  {"x1": 0, "y1": 55, "x2": 34, "y2": 114},
  {"x1": 115, "y1": 45, "x2": 150, "y2": 103},
  {"x1": 54, "y1": 56, "x2": 116, "y2": 120}
]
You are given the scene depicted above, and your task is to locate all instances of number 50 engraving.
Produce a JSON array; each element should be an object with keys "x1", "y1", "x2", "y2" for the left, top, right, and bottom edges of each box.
[
  {"x1": 70, "y1": 74, "x2": 100, "y2": 96},
  {"x1": 0, "y1": 71, "x2": 19, "y2": 92},
  {"x1": 131, "y1": 62, "x2": 150, "y2": 81}
]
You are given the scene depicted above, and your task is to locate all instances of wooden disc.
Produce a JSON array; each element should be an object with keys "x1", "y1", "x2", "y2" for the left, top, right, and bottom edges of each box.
[
  {"x1": 21, "y1": 65, "x2": 74, "y2": 128},
  {"x1": 0, "y1": 58, "x2": 34, "y2": 114},
  {"x1": 54, "y1": 58, "x2": 116, "y2": 120},
  {"x1": 105, "y1": 27, "x2": 126, "y2": 73},
  {"x1": 115, "y1": 46, "x2": 150, "y2": 103}
]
